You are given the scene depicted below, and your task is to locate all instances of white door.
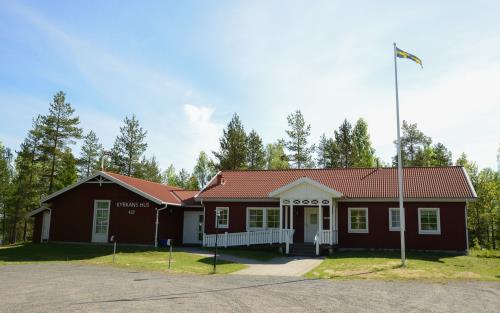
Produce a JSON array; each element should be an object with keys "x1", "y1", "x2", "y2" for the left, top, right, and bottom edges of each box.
[
  {"x1": 41, "y1": 211, "x2": 51, "y2": 242},
  {"x1": 183, "y1": 212, "x2": 204, "y2": 244},
  {"x1": 304, "y1": 207, "x2": 319, "y2": 243},
  {"x1": 92, "y1": 200, "x2": 110, "y2": 243}
]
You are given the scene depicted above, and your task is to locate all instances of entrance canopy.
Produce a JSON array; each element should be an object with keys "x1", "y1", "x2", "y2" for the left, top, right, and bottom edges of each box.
[{"x1": 268, "y1": 177, "x2": 343, "y2": 203}]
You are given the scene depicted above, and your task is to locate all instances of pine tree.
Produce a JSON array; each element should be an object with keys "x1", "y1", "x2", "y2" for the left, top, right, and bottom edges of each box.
[
  {"x1": 54, "y1": 148, "x2": 78, "y2": 191},
  {"x1": 177, "y1": 169, "x2": 192, "y2": 189},
  {"x1": 246, "y1": 130, "x2": 266, "y2": 169},
  {"x1": 40, "y1": 91, "x2": 82, "y2": 193},
  {"x1": 317, "y1": 134, "x2": 340, "y2": 168},
  {"x1": 265, "y1": 141, "x2": 289, "y2": 170},
  {"x1": 285, "y1": 110, "x2": 314, "y2": 168},
  {"x1": 193, "y1": 151, "x2": 217, "y2": 188},
  {"x1": 136, "y1": 156, "x2": 162, "y2": 183},
  {"x1": 213, "y1": 113, "x2": 247, "y2": 170},
  {"x1": 395, "y1": 121, "x2": 431, "y2": 166},
  {"x1": 334, "y1": 119, "x2": 354, "y2": 167},
  {"x1": 430, "y1": 143, "x2": 452, "y2": 166},
  {"x1": 351, "y1": 118, "x2": 376, "y2": 167},
  {"x1": 78, "y1": 130, "x2": 102, "y2": 177},
  {"x1": 0, "y1": 141, "x2": 13, "y2": 243},
  {"x1": 111, "y1": 115, "x2": 148, "y2": 176},
  {"x1": 7, "y1": 117, "x2": 46, "y2": 243}
]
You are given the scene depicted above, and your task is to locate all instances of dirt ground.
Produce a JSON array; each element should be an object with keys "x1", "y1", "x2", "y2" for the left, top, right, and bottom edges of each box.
[{"x1": 1, "y1": 263, "x2": 499, "y2": 313}]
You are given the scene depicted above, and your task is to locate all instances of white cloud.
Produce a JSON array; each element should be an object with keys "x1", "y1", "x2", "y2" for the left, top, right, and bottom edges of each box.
[
  {"x1": 180, "y1": 104, "x2": 223, "y2": 166},
  {"x1": 203, "y1": 1, "x2": 500, "y2": 169}
]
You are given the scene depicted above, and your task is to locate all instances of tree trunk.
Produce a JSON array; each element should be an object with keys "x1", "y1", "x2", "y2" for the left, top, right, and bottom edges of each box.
[
  {"x1": 474, "y1": 205, "x2": 482, "y2": 244},
  {"x1": 48, "y1": 114, "x2": 61, "y2": 194},
  {"x1": 1, "y1": 205, "x2": 6, "y2": 243},
  {"x1": 22, "y1": 219, "x2": 27, "y2": 242},
  {"x1": 10, "y1": 213, "x2": 18, "y2": 243},
  {"x1": 492, "y1": 222, "x2": 496, "y2": 250}
]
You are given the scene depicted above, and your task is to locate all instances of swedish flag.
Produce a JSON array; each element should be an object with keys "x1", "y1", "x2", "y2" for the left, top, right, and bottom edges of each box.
[{"x1": 396, "y1": 47, "x2": 423, "y2": 68}]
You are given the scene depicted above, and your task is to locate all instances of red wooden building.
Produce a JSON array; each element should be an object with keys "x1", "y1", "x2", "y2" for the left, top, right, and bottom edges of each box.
[{"x1": 30, "y1": 167, "x2": 476, "y2": 255}]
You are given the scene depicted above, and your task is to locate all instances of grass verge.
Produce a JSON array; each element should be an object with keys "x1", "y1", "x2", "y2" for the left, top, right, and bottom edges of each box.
[
  {"x1": 306, "y1": 249, "x2": 500, "y2": 282},
  {"x1": 0, "y1": 243, "x2": 246, "y2": 274},
  {"x1": 203, "y1": 246, "x2": 282, "y2": 261}
]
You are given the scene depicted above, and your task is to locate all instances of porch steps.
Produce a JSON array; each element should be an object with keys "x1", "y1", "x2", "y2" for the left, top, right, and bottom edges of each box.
[{"x1": 289, "y1": 243, "x2": 317, "y2": 257}]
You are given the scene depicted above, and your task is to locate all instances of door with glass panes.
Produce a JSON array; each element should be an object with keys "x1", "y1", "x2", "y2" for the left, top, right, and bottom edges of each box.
[{"x1": 92, "y1": 200, "x2": 110, "y2": 243}]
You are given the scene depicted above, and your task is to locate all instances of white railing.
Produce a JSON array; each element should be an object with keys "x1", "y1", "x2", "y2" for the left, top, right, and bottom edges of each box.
[
  {"x1": 314, "y1": 229, "x2": 338, "y2": 245},
  {"x1": 203, "y1": 229, "x2": 295, "y2": 248},
  {"x1": 314, "y1": 230, "x2": 339, "y2": 254}
]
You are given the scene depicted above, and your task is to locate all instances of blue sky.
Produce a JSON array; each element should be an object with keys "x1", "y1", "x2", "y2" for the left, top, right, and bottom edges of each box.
[{"x1": 0, "y1": 0, "x2": 499, "y2": 171}]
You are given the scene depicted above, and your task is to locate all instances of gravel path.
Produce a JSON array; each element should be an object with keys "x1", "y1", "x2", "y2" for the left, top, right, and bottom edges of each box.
[{"x1": 1, "y1": 264, "x2": 499, "y2": 313}]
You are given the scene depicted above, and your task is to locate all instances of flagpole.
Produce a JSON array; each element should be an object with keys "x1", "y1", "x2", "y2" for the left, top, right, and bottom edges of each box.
[{"x1": 393, "y1": 42, "x2": 406, "y2": 266}]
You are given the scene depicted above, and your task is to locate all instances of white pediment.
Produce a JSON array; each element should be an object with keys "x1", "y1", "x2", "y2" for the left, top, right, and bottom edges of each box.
[{"x1": 268, "y1": 177, "x2": 343, "y2": 199}]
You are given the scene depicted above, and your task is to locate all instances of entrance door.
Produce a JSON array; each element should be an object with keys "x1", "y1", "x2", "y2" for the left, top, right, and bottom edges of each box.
[
  {"x1": 304, "y1": 207, "x2": 319, "y2": 243},
  {"x1": 41, "y1": 210, "x2": 51, "y2": 242},
  {"x1": 92, "y1": 200, "x2": 110, "y2": 243},
  {"x1": 183, "y1": 211, "x2": 204, "y2": 244}
]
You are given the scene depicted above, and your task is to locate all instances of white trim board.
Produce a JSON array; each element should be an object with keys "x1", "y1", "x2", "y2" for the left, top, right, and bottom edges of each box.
[
  {"x1": 39, "y1": 171, "x2": 180, "y2": 206},
  {"x1": 268, "y1": 177, "x2": 343, "y2": 198}
]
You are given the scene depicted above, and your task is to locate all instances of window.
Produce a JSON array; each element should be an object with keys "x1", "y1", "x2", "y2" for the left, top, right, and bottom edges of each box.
[
  {"x1": 267, "y1": 209, "x2": 280, "y2": 228},
  {"x1": 389, "y1": 208, "x2": 401, "y2": 231},
  {"x1": 348, "y1": 208, "x2": 368, "y2": 233},
  {"x1": 215, "y1": 207, "x2": 229, "y2": 229},
  {"x1": 246, "y1": 207, "x2": 280, "y2": 230},
  {"x1": 309, "y1": 213, "x2": 318, "y2": 225},
  {"x1": 418, "y1": 208, "x2": 440, "y2": 234},
  {"x1": 249, "y1": 208, "x2": 264, "y2": 229},
  {"x1": 94, "y1": 200, "x2": 110, "y2": 234}
]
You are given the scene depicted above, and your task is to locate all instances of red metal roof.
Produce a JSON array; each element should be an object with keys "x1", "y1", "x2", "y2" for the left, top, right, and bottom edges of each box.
[
  {"x1": 198, "y1": 167, "x2": 476, "y2": 200},
  {"x1": 104, "y1": 171, "x2": 188, "y2": 205}
]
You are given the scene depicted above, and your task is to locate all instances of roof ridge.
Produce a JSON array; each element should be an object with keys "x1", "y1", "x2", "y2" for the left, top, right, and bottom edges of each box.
[
  {"x1": 103, "y1": 171, "x2": 183, "y2": 190},
  {"x1": 219, "y1": 166, "x2": 463, "y2": 173}
]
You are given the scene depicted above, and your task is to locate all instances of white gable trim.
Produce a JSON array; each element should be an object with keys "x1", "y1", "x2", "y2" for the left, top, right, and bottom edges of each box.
[
  {"x1": 40, "y1": 171, "x2": 172, "y2": 205},
  {"x1": 461, "y1": 167, "x2": 478, "y2": 198},
  {"x1": 194, "y1": 171, "x2": 221, "y2": 200},
  {"x1": 268, "y1": 177, "x2": 343, "y2": 198},
  {"x1": 27, "y1": 206, "x2": 50, "y2": 217}
]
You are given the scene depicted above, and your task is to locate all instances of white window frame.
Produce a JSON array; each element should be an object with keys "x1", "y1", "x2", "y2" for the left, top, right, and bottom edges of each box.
[
  {"x1": 247, "y1": 207, "x2": 265, "y2": 231},
  {"x1": 418, "y1": 208, "x2": 441, "y2": 235},
  {"x1": 246, "y1": 207, "x2": 280, "y2": 231},
  {"x1": 266, "y1": 208, "x2": 280, "y2": 229},
  {"x1": 389, "y1": 208, "x2": 401, "y2": 231},
  {"x1": 348, "y1": 207, "x2": 369, "y2": 233},
  {"x1": 92, "y1": 200, "x2": 111, "y2": 242},
  {"x1": 215, "y1": 207, "x2": 229, "y2": 229}
]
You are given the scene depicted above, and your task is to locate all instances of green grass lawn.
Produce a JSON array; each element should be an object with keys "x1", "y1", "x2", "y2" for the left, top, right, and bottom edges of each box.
[
  {"x1": 0, "y1": 243, "x2": 246, "y2": 274},
  {"x1": 306, "y1": 250, "x2": 500, "y2": 282},
  {"x1": 203, "y1": 246, "x2": 282, "y2": 261}
]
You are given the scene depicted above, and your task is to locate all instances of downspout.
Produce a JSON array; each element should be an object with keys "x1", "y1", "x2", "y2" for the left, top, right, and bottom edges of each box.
[
  {"x1": 44, "y1": 207, "x2": 52, "y2": 243},
  {"x1": 154, "y1": 203, "x2": 168, "y2": 248}
]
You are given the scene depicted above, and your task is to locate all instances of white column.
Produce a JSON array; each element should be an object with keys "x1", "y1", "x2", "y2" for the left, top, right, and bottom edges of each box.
[
  {"x1": 285, "y1": 202, "x2": 289, "y2": 254},
  {"x1": 290, "y1": 203, "x2": 294, "y2": 244},
  {"x1": 285, "y1": 203, "x2": 288, "y2": 230},
  {"x1": 318, "y1": 201, "x2": 323, "y2": 235},
  {"x1": 279, "y1": 198, "x2": 283, "y2": 243},
  {"x1": 329, "y1": 201, "x2": 333, "y2": 245}
]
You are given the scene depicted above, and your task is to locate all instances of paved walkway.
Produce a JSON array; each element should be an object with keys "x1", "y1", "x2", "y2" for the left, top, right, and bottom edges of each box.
[{"x1": 178, "y1": 247, "x2": 323, "y2": 276}]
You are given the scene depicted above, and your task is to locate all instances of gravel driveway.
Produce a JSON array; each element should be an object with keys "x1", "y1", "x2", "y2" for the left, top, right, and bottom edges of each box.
[{"x1": 1, "y1": 264, "x2": 498, "y2": 313}]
